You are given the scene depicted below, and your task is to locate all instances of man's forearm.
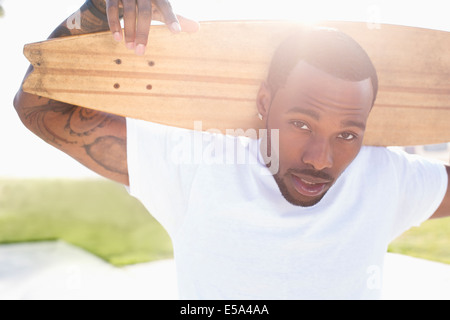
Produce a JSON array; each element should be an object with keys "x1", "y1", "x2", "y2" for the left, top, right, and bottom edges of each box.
[
  {"x1": 13, "y1": 0, "x2": 129, "y2": 185},
  {"x1": 49, "y1": 0, "x2": 111, "y2": 39}
]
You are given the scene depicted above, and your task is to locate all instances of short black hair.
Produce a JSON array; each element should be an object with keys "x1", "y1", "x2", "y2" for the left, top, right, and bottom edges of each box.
[{"x1": 267, "y1": 27, "x2": 378, "y2": 107}]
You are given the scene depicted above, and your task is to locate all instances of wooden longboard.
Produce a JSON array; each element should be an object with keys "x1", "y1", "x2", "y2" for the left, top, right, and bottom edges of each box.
[{"x1": 23, "y1": 21, "x2": 450, "y2": 146}]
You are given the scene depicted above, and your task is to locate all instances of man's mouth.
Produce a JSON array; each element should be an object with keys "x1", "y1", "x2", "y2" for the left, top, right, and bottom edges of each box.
[{"x1": 290, "y1": 173, "x2": 332, "y2": 198}]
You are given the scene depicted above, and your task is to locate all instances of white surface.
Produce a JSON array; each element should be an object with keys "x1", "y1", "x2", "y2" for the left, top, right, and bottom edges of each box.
[
  {"x1": 0, "y1": 241, "x2": 449, "y2": 300},
  {"x1": 0, "y1": 241, "x2": 178, "y2": 300},
  {"x1": 382, "y1": 253, "x2": 450, "y2": 300}
]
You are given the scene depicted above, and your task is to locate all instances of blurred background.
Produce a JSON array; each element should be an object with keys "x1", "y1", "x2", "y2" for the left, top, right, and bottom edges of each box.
[{"x1": 0, "y1": 0, "x2": 449, "y2": 299}]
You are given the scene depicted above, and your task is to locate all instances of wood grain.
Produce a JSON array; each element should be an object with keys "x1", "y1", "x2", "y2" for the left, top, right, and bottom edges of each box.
[{"x1": 23, "y1": 21, "x2": 450, "y2": 146}]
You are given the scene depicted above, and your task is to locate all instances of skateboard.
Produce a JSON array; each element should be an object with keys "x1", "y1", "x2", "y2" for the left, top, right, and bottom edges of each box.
[{"x1": 22, "y1": 21, "x2": 450, "y2": 146}]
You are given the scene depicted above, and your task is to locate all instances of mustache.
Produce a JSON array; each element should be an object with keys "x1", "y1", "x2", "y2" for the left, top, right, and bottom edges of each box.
[{"x1": 287, "y1": 168, "x2": 334, "y2": 182}]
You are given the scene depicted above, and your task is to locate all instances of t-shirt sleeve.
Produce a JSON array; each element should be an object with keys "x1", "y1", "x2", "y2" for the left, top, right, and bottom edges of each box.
[
  {"x1": 387, "y1": 147, "x2": 448, "y2": 240},
  {"x1": 126, "y1": 118, "x2": 200, "y2": 237}
]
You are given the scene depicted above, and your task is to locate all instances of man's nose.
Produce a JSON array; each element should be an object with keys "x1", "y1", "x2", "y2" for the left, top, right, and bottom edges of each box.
[{"x1": 301, "y1": 137, "x2": 333, "y2": 171}]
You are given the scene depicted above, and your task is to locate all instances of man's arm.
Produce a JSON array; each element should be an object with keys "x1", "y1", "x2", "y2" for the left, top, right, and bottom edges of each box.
[
  {"x1": 14, "y1": 1, "x2": 198, "y2": 185},
  {"x1": 430, "y1": 165, "x2": 450, "y2": 219},
  {"x1": 14, "y1": 0, "x2": 130, "y2": 185}
]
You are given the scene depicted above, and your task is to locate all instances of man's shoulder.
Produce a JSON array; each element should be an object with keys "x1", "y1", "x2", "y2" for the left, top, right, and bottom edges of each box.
[
  {"x1": 345, "y1": 146, "x2": 413, "y2": 182},
  {"x1": 357, "y1": 145, "x2": 445, "y2": 175},
  {"x1": 352, "y1": 146, "x2": 391, "y2": 167}
]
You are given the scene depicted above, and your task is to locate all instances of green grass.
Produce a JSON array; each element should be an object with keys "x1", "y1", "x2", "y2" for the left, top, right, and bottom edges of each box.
[
  {"x1": 1, "y1": 178, "x2": 449, "y2": 266},
  {"x1": 388, "y1": 218, "x2": 450, "y2": 264},
  {"x1": 0, "y1": 178, "x2": 173, "y2": 266}
]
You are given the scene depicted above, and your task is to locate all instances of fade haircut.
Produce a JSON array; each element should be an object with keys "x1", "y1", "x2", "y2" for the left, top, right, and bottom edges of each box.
[{"x1": 267, "y1": 27, "x2": 379, "y2": 107}]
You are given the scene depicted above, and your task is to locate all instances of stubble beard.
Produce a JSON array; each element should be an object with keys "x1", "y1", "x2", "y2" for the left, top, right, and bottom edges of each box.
[{"x1": 272, "y1": 170, "x2": 328, "y2": 207}]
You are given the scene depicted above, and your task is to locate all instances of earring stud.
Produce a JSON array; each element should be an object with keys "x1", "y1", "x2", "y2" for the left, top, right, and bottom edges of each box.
[{"x1": 258, "y1": 113, "x2": 263, "y2": 120}]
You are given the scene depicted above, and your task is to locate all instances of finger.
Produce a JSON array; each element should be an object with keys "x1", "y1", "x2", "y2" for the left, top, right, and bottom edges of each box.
[
  {"x1": 152, "y1": 9, "x2": 200, "y2": 34},
  {"x1": 134, "y1": 0, "x2": 152, "y2": 55},
  {"x1": 153, "y1": 0, "x2": 181, "y2": 33},
  {"x1": 122, "y1": 0, "x2": 137, "y2": 49},
  {"x1": 106, "y1": 0, "x2": 123, "y2": 41},
  {"x1": 177, "y1": 14, "x2": 200, "y2": 33}
]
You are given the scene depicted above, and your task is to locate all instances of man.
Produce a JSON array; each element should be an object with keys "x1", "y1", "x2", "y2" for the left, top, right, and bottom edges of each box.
[{"x1": 14, "y1": 0, "x2": 450, "y2": 299}]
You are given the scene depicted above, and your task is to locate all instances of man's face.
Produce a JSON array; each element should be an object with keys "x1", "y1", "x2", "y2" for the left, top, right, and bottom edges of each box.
[{"x1": 258, "y1": 61, "x2": 374, "y2": 207}]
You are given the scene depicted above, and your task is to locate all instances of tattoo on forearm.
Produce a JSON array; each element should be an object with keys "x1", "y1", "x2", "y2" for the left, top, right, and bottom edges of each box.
[
  {"x1": 65, "y1": 108, "x2": 110, "y2": 137},
  {"x1": 48, "y1": 0, "x2": 110, "y2": 40},
  {"x1": 83, "y1": 0, "x2": 108, "y2": 22},
  {"x1": 17, "y1": 1, "x2": 128, "y2": 180},
  {"x1": 84, "y1": 136, "x2": 127, "y2": 175},
  {"x1": 49, "y1": 26, "x2": 72, "y2": 39},
  {"x1": 24, "y1": 99, "x2": 126, "y2": 176},
  {"x1": 25, "y1": 100, "x2": 109, "y2": 143},
  {"x1": 24, "y1": 102, "x2": 78, "y2": 147}
]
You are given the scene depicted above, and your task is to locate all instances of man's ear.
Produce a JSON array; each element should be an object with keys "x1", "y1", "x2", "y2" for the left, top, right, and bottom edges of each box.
[{"x1": 256, "y1": 81, "x2": 272, "y2": 120}]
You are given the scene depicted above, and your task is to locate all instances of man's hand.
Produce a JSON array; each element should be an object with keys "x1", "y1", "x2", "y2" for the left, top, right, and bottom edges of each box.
[{"x1": 106, "y1": 0, "x2": 199, "y2": 55}]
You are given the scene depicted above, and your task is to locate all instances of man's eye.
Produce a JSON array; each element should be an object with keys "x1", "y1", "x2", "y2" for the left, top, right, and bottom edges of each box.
[
  {"x1": 338, "y1": 132, "x2": 357, "y2": 141},
  {"x1": 291, "y1": 121, "x2": 310, "y2": 131}
]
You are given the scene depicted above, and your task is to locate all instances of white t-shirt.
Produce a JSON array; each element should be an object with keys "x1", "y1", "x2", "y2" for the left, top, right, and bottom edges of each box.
[{"x1": 126, "y1": 118, "x2": 448, "y2": 300}]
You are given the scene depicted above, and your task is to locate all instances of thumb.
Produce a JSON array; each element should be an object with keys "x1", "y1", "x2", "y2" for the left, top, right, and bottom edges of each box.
[
  {"x1": 152, "y1": 8, "x2": 199, "y2": 33},
  {"x1": 176, "y1": 15, "x2": 200, "y2": 33}
]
